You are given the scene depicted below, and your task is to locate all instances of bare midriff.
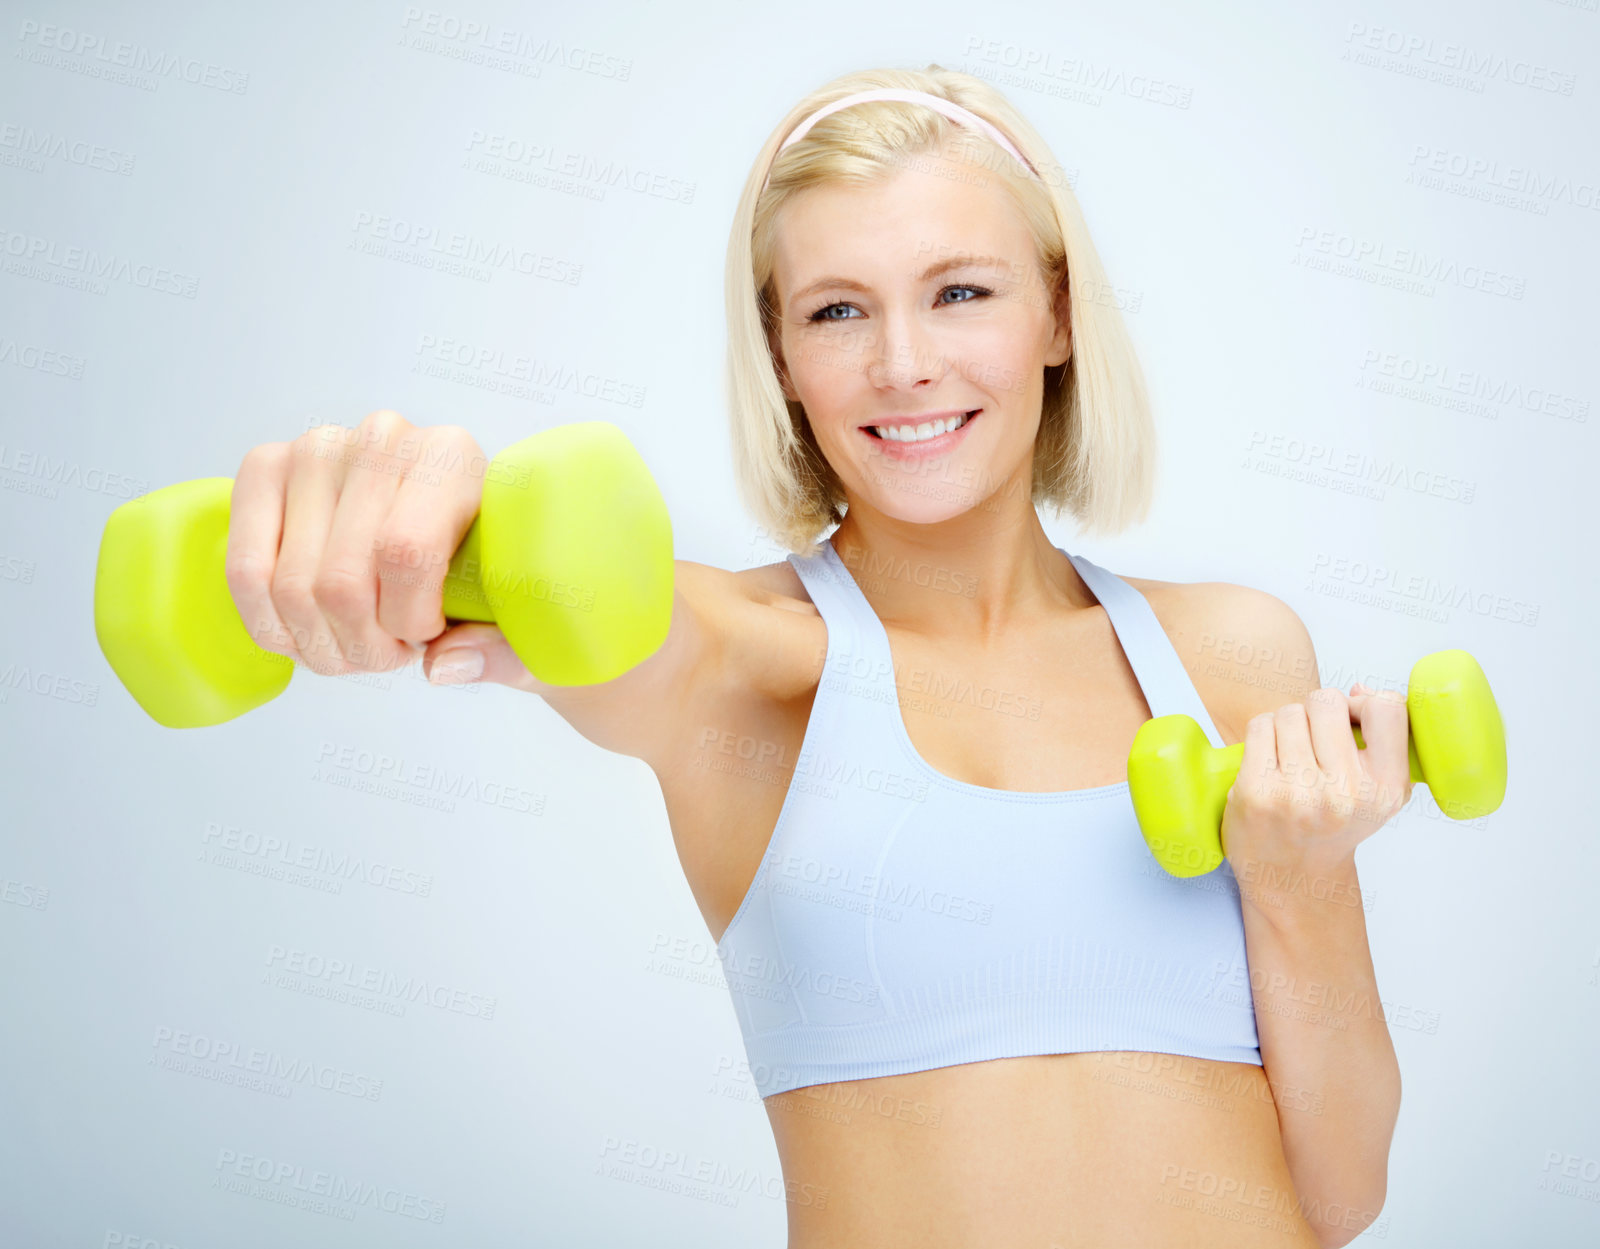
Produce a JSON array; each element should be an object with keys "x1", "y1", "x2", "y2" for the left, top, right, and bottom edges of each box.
[{"x1": 763, "y1": 1052, "x2": 1323, "y2": 1247}]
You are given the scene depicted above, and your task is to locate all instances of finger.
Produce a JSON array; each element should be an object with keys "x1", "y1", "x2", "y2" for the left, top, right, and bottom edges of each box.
[
  {"x1": 1273, "y1": 699, "x2": 1316, "y2": 790},
  {"x1": 1355, "y1": 686, "x2": 1412, "y2": 811},
  {"x1": 224, "y1": 442, "x2": 297, "y2": 659},
  {"x1": 1235, "y1": 710, "x2": 1279, "y2": 800},
  {"x1": 422, "y1": 622, "x2": 537, "y2": 691},
  {"x1": 375, "y1": 425, "x2": 487, "y2": 644},
  {"x1": 1305, "y1": 685, "x2": 1359, "y2": 775},
  {"x1": 315, "y1": 433, "x2": 416, "y2": 675},
  {"x1": 272, "y1": 427, "x2": 350, "y2": 674}
]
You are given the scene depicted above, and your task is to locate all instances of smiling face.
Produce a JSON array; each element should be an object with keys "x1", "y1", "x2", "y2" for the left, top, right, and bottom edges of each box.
[{"x1": 767, "y1": 155, "x2": 1072, "y2": 527}]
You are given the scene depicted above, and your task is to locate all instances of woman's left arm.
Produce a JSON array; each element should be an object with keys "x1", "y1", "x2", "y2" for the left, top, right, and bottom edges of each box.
[{"x1": 1189, "y1": 586, "x2": 1411, "y2": 1249}]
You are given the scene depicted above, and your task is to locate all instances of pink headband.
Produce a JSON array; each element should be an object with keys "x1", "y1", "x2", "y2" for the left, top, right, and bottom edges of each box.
[{"x1": 761, "y1": 87, "x2": 1038, "y2": 192}]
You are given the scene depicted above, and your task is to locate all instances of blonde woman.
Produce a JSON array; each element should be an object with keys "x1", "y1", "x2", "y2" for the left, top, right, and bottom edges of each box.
[{"x1": 228, "y1": 64, "x2": 1411, "y2": 1249}]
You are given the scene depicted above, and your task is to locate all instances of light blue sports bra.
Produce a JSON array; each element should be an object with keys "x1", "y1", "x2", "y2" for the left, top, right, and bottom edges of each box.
[{"x1": 715, "y1": 534, "x2": 1261, "y2": 1099}]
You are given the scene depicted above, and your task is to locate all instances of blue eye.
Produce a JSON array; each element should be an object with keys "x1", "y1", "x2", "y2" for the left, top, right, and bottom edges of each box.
[{"x1": 807, "y1": 284, "x2": 994, "y2": 323}]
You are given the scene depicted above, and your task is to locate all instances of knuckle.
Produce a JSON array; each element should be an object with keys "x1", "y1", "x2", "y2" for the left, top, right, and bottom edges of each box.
[
  {"x1": 311, "y1": 563, "x2": 370, "y2": 612},
  {"x1": 237, "y1": 440, "x2": 290, "y2": 479},
  {"x1": 223, "y1": 549, "x2": 273, "y2": 599},
  {"x1": 427, "y1": 422, "x2": 478, "y2": 451},
  {"x1": 421, "y1": 423, "x2": 485, "y2": 473},
  {"x1": 361, "y1": 409, "x2": 413, "y2": 450},
  {"x1": 373, "y1": 525, "x2": 444, "y2": 574},
  {"x1": 293, "y1": 423, "x2": 346, "y2": 459},
  {"x1": 362, "y1": 408, "x2": 408, "y2": 431},
  {"x1": 270, "y1": 568, "x2": 318, "y2": 613},
  {"x1": 1237, "y1": 779, "x2": 1276, "y2": 813}
]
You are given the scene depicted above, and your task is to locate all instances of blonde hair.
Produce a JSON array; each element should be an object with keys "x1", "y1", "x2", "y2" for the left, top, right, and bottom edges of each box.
[{"x1": 723, "y1": 64, "x2": 1156, "y2": 555}]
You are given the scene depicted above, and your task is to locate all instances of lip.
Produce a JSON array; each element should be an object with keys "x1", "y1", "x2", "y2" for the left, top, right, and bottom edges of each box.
[{"x1": 861, "y1": 409, "x2": 982, "y2": 461}]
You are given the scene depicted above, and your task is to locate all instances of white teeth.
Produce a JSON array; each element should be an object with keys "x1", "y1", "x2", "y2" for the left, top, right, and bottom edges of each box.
[{"x1": 872, "y1": 412, "x2": 971, "y2": 443}]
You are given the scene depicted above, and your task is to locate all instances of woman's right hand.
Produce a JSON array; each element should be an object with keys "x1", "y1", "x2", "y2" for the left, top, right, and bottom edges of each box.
[{"x1": 223, "y1": 409, "x2": 488, "y2": 679}]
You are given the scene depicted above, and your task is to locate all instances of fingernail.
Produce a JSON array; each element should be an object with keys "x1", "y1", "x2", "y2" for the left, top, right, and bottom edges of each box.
[{"x1": 429, "y1": 648, "x2": 484, "y2": 685}]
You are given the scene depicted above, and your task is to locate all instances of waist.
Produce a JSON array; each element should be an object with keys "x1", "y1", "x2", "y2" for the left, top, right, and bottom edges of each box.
[{"x1": 764, "y1": 1051, "x2": 1330, "y2": 1249}]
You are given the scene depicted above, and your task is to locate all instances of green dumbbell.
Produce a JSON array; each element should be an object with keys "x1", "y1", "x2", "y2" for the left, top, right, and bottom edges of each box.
[
  {"x1": 94, "y1": 421, "x2": 674, "y2": 728},
  {"x1": 1127, "y1": 649, "x2": 1507, "y2": 877}
]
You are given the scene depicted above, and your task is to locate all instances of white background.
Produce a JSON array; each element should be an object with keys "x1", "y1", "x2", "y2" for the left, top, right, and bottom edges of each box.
[{"x1": 1, "y1": 0, "x2": 1595, "y2": 1245}]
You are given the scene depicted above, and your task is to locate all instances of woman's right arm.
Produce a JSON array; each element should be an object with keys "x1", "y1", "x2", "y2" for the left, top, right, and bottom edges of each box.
[{"x1": 222, "y1": 409, "x2": 790, "y2": 771}]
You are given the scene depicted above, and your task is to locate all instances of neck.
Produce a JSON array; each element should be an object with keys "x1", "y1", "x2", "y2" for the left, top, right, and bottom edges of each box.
[{"x1": 828, "y1": 494, "x2": 1092, "y2": 647}]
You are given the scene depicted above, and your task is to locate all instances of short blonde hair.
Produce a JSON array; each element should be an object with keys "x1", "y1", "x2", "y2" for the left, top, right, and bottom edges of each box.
[{"x1": 723, "y1": 63, "x2": 1156, "y2": 555}]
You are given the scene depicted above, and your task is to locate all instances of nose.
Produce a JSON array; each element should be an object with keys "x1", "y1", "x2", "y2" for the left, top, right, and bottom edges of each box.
[{"x1": 865, "y1": 303, "x2": 948, "y2": 390}]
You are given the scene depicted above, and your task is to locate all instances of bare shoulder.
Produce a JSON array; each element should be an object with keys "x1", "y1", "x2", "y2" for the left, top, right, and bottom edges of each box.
[
  {"x1": 1117, "y1": 572, "x2": 1321, "y2": 744},
  {"x1": 522, "y1": 556, "x2": 823, "y2": 773},
  {"x1": 704, "y1": 557, "x2": 827, "y2": 702}
]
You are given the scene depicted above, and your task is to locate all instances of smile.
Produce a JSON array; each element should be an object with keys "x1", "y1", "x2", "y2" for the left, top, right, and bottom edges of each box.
[{"x1": 862, "y1": 409, "x2": 981, "y2": 458}]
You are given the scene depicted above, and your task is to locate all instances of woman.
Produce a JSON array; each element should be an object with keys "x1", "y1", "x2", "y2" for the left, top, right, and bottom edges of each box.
[{"x1": 226, "y1": 64, "x2": 1412, "y2": 1249}]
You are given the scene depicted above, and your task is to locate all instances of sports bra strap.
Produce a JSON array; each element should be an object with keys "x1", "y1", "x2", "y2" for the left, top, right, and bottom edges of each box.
[{"x1": 1068, "y1": 553, "x2": 1225, "y2": 748}]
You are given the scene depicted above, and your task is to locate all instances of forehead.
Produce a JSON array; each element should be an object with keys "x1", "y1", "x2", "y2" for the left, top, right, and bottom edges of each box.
[{"x1": 770, "y1": 163, "x2": 1035, "y2": 300}]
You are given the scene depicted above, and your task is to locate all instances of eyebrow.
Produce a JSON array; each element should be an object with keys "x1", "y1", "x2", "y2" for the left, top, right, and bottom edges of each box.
[{"x1": 787, "y1": 253, "x2": 1013, "y2": 309}]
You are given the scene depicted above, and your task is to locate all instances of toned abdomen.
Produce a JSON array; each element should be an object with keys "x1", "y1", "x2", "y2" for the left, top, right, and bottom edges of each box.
[{"x1": 766, "y1": 1050, "x2": 1324, "y2": 1248}]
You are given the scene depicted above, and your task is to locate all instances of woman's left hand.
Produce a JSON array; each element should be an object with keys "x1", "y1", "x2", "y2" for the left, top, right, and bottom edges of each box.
[{"x1": 1220, "y1": 682, "x2": 1416, "y2": 880}]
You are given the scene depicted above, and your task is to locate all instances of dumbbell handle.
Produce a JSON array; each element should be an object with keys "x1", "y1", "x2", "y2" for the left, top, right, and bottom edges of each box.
[{"x1": 1176, "y1": 723, "x2": 1426, "y2": 834}]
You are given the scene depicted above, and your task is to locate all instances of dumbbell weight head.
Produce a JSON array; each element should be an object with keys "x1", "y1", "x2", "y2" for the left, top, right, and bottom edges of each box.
[
  {"x1": 94, "y1": 475, "x2": 298, "y2": 729},
  {"x1": 1383, "y1": 648, "x2": 1506, "y2": 821}
]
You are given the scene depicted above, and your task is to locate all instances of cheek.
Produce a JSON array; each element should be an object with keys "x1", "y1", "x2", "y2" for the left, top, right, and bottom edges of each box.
[
  {"x1": 791, "y1": 332, "x2": 871, "y2": 398},
  {"x1": 951, "y1": 324, "x2": 1042, "y2": 404}
]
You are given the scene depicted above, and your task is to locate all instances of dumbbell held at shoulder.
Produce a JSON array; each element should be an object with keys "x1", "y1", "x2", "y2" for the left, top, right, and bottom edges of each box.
[
  {"x1": 1127, "y1": 648, "x2": 1507, "y2": 878},
  {"x1": 93, "y1": 414, "x2": 674, "y2": 728}
]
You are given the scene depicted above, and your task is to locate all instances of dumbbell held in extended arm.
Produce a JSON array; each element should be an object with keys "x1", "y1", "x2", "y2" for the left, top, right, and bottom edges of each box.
[{"x1": 93, "y1": 420, "x2": 674, "y2": 728}]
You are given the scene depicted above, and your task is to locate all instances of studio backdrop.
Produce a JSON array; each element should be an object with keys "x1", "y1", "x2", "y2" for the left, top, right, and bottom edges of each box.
[{"x1": 2, "y1": 1, "x2": 1594, "y2": 1246}]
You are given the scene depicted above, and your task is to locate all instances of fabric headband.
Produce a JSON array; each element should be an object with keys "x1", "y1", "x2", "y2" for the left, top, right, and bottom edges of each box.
[{"x1": 761, "y1": 87, "x2": 1038, "y2": 193}]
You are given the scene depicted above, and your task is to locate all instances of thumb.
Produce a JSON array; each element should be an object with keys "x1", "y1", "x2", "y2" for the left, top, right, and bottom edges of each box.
[{"x1": 422, "y1": 622, "x2": 539, "y2": 691}]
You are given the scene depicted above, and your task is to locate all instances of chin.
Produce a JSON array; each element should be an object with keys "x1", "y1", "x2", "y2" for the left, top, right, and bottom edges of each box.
[{"x1": 851, "y1": 472, "x2": 991, "y2": 525}]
